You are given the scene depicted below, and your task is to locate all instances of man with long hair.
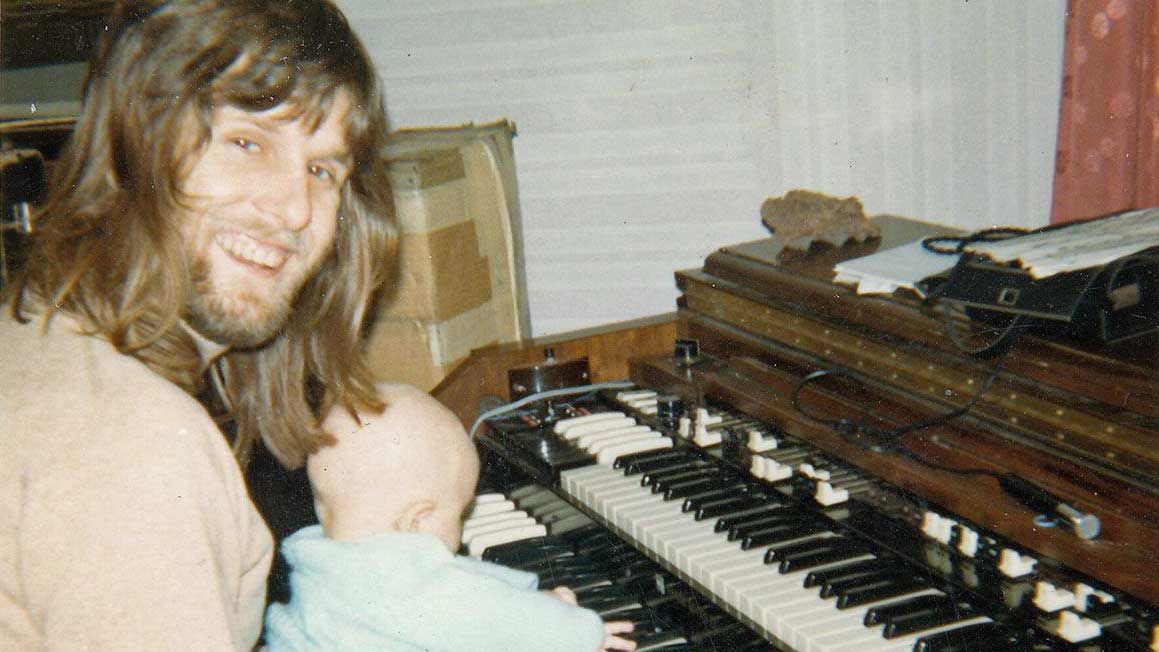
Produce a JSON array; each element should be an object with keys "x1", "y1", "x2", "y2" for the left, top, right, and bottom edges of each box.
[{"x1": 0, "y1": 0, "x2": 397, "y2": 648}]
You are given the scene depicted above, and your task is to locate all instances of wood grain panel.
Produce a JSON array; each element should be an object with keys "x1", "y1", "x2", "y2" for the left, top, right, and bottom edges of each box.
[{"x1": 432, "y1": 313, "x2": 676, "y2": 426}]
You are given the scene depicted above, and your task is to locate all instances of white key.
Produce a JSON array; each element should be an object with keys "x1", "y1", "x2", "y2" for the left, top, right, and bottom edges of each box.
[
  {"x1": 461, "y1": 509, "x2": 530, "y2": 530},
  {"x1": 597, "y1": 437, "x2": 674, "y2": 465},
  {"x1": 560, "y1": 417, "x2": 638, "y2": 440},
  {"x1": 462, "y1": 517, "x2": 538, "y2": 544},
  {"x1": 576, "y1": 425, "x2": 653, "y2": 448},
  {"x1": 615, "y1": 390, "x2": 657, "y2": 402},
  {"x1": 467, "y1": 524, "x2": 548, "y2": 557},
  {"x1": 587, "y1": 431, "x2": 663, "y2": 456},
  {"x1": 468, "y1": 499, "x2": 516, "y2": 517},
  {"x1": 553, "y1": 412, "x2": 627, "y2": 435},
  {"x1": 622, "y1": 396, "x2": 659, "y2": 410}
]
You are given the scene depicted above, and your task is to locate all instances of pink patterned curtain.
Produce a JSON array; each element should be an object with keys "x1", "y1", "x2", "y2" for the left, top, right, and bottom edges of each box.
[{"x1": 1051, "y1": 0, "x2": 1159, "y2": 224}]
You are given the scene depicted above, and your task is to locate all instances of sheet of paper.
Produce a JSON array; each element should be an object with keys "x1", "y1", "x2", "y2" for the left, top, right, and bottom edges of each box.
[
  {"x1": 964, "y1": 207, "x2": 1159, "y2": 278},
  {"x1": 832, "y1": 240, "x2": 959, "y2": 297}
]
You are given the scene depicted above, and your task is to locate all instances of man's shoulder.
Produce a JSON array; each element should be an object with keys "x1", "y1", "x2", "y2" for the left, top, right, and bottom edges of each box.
[
  {"x1": 1, "y1": 312, "x2": 197, "y2": 407},
  {"x1": 0, "y1": 313, "x2": 221, "y2": 468}
]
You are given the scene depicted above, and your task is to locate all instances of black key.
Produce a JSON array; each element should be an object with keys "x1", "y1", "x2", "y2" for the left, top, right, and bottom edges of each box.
[
  {"x1": 865, "y1": 593, "x2": 951, "y2": 626},
  {"x1": 741, "y1": 522, "x2": 829, "y2": 550},
  {"x1": 581, "y1": 594, "x2": 642, "y2": 616},
  {"x1": 676, "y1": 485, "x2": 748, "y2": 511},
  {"x1": 534, "y1": 555, "x2": 604, "y2": 575},
  {"x1": 778, "y1": 543, "x2": 872, "y2": 574},
  {"x1": 883, "y1": 599, "x2": 979, "y2": 638},
  {"x1": 681, "y1": 484, "x2": 749, "y2": 512},
  {"x1": 835, "y1": 574, "x2": 930, "y2": 609},
  {"x1": 481, "y1": 536, "x2": 574, "y2": 566},
  {"x1": 628, "y1": 454, "x2": 705, "y2": 478},
  {"x1": 764, "y1": 536, "x2": 849, "y2": 563},
  {"x1": 562, "y1": 534, "x2": 615, "y2": 554},
  {"x1": 695, "y1": 495, "x2": 765, "y2": 521},
  {"x1": 822, "y1": 567, "x2": 905, "y2": 599},
  {"x1": 646, "y1": 466, "x2": 718, "y2": 491},
  {"x1": 630, "y1": 630, "x2": 688, "y2": 649},
  {"x1": 661, "y1": 476, "x2": 728, "y2": 500},
  {"x1": 537, "y1": 570, "x2": 611, "y2": 591},
  {"x1": 700, "y1": 496, "x2": 775, "y2": 523},
  {"x1": 729, "y1": 512, "x2": 809, "y2": 541},
  {"x1": 595, "y1": 604, "x2": 650, "y2": 622},
  {"x1": 670, "y1": 485, "x2": 739, "y2": 510},
  {"x1": 616, "y1": 448, "x2": 690, "y2": 471},
  {"x1": 913, "y1": 622, "x2": 1021, "y2": 652},
  {"x1": 804, "y1": 559, "x2": 884, "y2": 589},
  {"x1": 714, "y1": 502, "x2": 786, "y2": 533},
  {"x1": 574, "y1": 582, "x2": 629, "y2": 601},
  {"x1": 631, "y1": 460, "x2": 703, "y2": 485}
]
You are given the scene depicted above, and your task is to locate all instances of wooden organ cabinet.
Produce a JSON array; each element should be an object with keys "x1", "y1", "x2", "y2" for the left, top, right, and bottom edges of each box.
[{"x1": 436, "y1": 217, "x2": 1159, "y2": 652}]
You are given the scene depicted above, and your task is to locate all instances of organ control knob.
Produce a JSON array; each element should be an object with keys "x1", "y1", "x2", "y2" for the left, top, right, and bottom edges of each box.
[
  {"x1": 998, "y1": 474, "x2": 1100, "y2": 540},
  {"x1": 674, "y1": 338, "x2": 701, "y2": 366}
]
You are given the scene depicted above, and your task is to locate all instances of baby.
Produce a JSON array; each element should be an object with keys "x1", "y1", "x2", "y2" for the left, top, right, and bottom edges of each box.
[{"x1": 264, "y1": 384, "x2": 636, "y2": 651}]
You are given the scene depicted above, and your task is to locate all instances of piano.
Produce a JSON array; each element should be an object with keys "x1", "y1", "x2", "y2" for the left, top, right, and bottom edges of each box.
[{"x1": 436, "y1": 216, "x2": 1159, "y2": 651}]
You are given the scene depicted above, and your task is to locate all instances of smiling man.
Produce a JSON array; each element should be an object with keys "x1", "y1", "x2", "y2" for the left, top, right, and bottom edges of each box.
[
  {"x1": 0, "y1": 1, "x2": 396, "y2": 649},
  {"x1": 181, "y1": 100, "x2": 354, "y2": 348}
]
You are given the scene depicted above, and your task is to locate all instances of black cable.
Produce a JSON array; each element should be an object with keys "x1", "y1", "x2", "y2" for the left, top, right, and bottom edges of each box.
[
  {"x1": 789, "y1": 350, "x2": 1010, "y2": 479},
  {"x1": 920, "y1": 226, "x2": 1028, "y2": 255},
  {"x1": 939, "y1": 302, "x2": 1030, "y2": 357},
  {"x1": 788, "y1": 352, "x2": 1102, "y2": 536}
]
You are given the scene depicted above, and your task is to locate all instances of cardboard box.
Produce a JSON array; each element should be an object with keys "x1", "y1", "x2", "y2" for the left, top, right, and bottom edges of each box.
[
  {"x1": 363, "y1": 302, "x2": 501, "y2": 392},
  {"x1": 364, "y1": 121, "x2": 529, "y2": 390}
]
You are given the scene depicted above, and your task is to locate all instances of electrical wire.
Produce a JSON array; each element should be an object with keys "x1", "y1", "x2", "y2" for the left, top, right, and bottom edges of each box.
[
  {"x1": 920, "y1": 227, "x2": 1029, "y2": 256},
  {"x1": 789, "y1": 353, "x2": 1010, "y2": 479},
  {"x1": 468, "y1": 380, "x2": 637, "y2": 439}
]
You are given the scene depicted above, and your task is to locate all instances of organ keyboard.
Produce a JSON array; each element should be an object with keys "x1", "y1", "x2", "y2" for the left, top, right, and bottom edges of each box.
[{"x1": 441, "y1": 216, "x2": 1159, "y2": 652}]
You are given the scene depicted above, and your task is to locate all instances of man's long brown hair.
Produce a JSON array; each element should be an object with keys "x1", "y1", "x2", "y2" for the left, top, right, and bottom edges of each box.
[{"x1": 8, "y1": 0, "x2": 397, "y2": 469}]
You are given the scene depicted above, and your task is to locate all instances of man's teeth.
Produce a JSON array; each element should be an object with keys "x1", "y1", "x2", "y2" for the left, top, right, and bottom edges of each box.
[{"x1": 217, "y1": 234, "x2": 287, "y2": 269}]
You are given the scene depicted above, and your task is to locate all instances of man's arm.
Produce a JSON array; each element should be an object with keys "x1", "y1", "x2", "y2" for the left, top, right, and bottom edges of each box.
[{"x1": 18, "y1": 422, "x2": 271, "y2": 650}]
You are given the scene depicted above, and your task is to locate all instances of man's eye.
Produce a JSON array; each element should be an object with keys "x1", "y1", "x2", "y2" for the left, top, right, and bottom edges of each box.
[
  {"x1": 309, "y1": 164, "x2": 336, "y2": 183},
  {"x1": 233, "y1": 137, "x2": 259, "y2": 152}
]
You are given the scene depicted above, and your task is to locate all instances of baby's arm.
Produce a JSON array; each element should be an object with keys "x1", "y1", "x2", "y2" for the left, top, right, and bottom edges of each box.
[
  {"x1": 548, "y1": 586, "x2": 637, "y2": 652},
  {"x1": 407, "y1": 557, "x2": 610, "y2": 652}
]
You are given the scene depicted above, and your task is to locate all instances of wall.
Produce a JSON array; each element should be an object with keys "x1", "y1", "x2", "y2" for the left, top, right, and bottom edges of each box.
[{"x1": 337, "y1": 0, "x2": 1067, "y2": 336}]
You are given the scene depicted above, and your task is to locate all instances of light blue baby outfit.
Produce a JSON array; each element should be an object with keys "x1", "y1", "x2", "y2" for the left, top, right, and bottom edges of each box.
[{"x1": 264, "y1": 526, "x2": 605, "y2": 651}]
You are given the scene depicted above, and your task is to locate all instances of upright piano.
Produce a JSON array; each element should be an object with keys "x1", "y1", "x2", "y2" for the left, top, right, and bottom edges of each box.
[{"x1": 438, "y1": 217, "x2": 1159, "y2": 651}]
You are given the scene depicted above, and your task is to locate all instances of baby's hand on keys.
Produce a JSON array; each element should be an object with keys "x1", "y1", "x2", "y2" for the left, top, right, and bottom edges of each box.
[
  {"x1": 601, "y1": 620, "x2": 636, "y2": 651},
  {"x1": 549, "y1": 586, "x2": 578, "y2": 605}
]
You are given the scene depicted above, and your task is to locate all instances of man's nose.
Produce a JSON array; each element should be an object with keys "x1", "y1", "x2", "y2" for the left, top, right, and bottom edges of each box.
[{"x1": 255, "y1": 160, "x2": 312, "y2": 231}]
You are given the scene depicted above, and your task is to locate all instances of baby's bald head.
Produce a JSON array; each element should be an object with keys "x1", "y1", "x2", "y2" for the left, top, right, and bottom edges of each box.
[{"x1": 309, "y1": 384, "x2": 480, "y2": 547}]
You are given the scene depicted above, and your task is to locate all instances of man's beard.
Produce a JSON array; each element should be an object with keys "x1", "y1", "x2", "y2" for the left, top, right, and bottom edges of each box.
[{"x1": 186, "y1": 257, "x2": 296, "y2": 349}]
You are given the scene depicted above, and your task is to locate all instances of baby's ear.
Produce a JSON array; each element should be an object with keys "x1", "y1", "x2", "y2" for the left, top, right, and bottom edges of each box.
[{"x1": 396, "y1": 501, "x2": 436, "y2": 534}]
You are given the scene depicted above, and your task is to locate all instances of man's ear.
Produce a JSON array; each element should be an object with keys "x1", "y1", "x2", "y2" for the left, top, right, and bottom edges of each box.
[{"x1": 395, "y1": 501, "x2": 436, "y2": 534}]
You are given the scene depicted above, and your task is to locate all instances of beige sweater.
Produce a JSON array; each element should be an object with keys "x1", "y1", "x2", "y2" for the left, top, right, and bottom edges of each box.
[{"x1": 0, "y1": 312, "x2": 272, "y2": 650}]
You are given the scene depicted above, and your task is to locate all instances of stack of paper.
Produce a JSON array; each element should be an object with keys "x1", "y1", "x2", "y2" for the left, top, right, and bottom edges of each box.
[
  {"x1": 965, "y1": 207, "x2": 1159, "y2": 279},
  {"x1": 832, "y1": 240, "x2": 959, "y2": 297}
]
